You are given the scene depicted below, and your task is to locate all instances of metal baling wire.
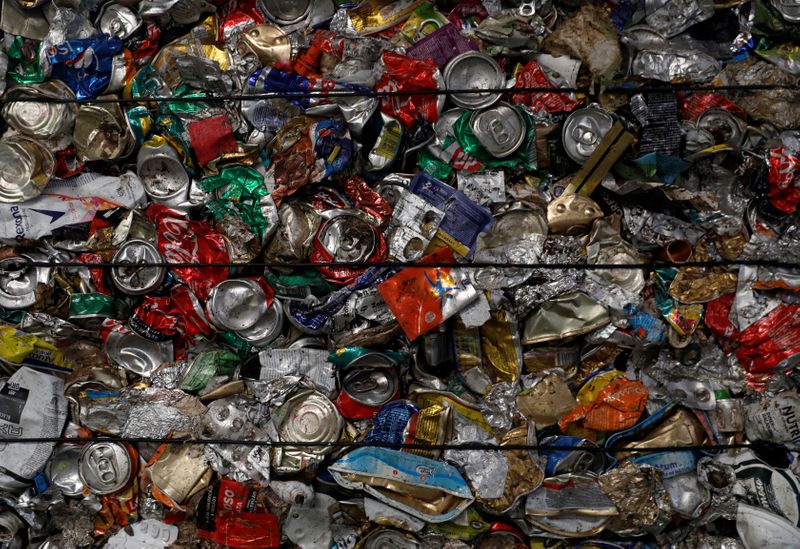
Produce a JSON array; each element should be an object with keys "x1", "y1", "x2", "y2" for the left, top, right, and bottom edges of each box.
[
  {"x1": 0, "y1": 85, "x2": 792, "y2": 453},
  {"x1": 0, "y1": 437, "x2": 761, "y2": 453},
  {"x1": 0, "y1": 82, "x2": 799, "y2": 104}
]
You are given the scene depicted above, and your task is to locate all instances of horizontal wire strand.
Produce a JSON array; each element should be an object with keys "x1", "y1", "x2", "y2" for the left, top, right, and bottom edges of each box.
[
  {"x1": 0, "y1": 437, "x2": 753, "y2": 453},
  {"x1": 1, "y1": 83, "x2": 798, "y2": 105},
  {"x1": 5, "y1": 259, "x2": 799, "y2": 270}
]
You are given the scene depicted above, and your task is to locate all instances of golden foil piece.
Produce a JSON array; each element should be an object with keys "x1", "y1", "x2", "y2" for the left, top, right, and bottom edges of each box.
[
  {"x1": 523, "y1": 346, "x2": 580, "y2": 378},
  {"x1": 148, "y1": 444, "x2": 212, "y2": 505},
  {"x1": 476, "y1": 426, "x2": 544, "y2": 514},
  {"x1": 546, "y1": 193, "x2": 604, "y2": 235},
  {"x1": 523, "y1": 291, "x2": 610, "y2": 345},
  {"x1": 338, "y1": 472, "x2": 463, "y2": 517},
  {"x1": 613, "y1": 407, "x2": 705, "y2": 460},
  {"x1": 237, "y1": 25, "x2": 291, "y2": 66},
  {"x1": 668, "y1": 269, "x2": 738, "y2": 303},
  {"x1": 517, "y1": 374, "x2": 578, "y2": 427},
  {"x1": 710, "y1": 230, "x2": 747, "y2": 260},
  {"x1": 576, "y1": 344, "x2": 622, "y2": 387},
  {"x1": 404, "y1": 403, "x2": 452, "y2": 459},
  {"x1": 479, "y1": 309, "x2": 522, "y2": 384},
  {"x1": 597, "y1": 461, "x2": 672, "y2": 534},
  {"x1": 341, "y1": 0, "x2": 426, "y2": 34}
]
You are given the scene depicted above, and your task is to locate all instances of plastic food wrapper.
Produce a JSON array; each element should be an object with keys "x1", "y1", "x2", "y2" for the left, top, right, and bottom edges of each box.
[{"x1": 6, "y1": 0, "x2": 800, "y2": 547}]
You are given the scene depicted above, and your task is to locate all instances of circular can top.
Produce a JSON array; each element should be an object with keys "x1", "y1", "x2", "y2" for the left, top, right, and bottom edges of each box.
[
  {"x1": 0, "y1": 136, "x2": 54, "y2": 203},
  {"x1": 277, "y1": 390, "x2": 343, "y2": 453},
  {"x1": 206, "y1": 279, "x2": 269, "y2": 332},
  {"x1": 137, "y1": 143, "x2": 190, "y2": 201},
  {"x1": 470, "y1": 102, "x2": 526, "y2": 158},
  {"x1": 236, "y1": 297, "x2": 285, "y2": 345},
  {"x1": 111, "y1": 239, "x2": 166, "y2": 295},
  {"x1": 772, "y1": 0, "x2": 800, "y2": 22},
  {"x1": 47, "y1": 444, "x2": 86, "y2": 497},
  {"x1": 342, "y1": 367, "x2": 399, "y2": 407},
  {"x1": 78, "y1": 442, "x2": 133, "y2": 495},
  {"x1": 444, "y1": 52, "x2": 504, "y2": 109},
  {"x1": 2, "y1": 81, "x2": 76, "y2": 139},
  {"x1": 317, "y1": 212, "x2": 377, "y2": 263},
  {"x1": 0, "y1": 256, "x2": 39, "y2": 310},
  {"x1": 96, "y1": 4, "x2": 142, "y2": 40},
  {"x1": 696, "y1": 108, "x2": 746, "y2": 147},
  {"x1": 263, "y1": 0, "x2": 311, "y2": 25},
  {"x1": 363, "y1": 529, "x2": 421, "y2": 549},
  {"x1": 561, "y1": 107, "x2": 615, "y2": 165}
]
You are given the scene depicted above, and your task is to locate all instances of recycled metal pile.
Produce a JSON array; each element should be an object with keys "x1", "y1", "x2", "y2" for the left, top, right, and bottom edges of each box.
[{"x1": 3, "y1": 0, "x2": 800, "y2": 547}]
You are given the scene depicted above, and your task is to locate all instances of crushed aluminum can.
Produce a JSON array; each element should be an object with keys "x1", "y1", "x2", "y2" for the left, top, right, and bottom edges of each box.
[
  {"x1": 73, "y1": 101, "x2": 135, "y2": 162},
  {"x1": 110, "y1": 239, "x2": 167, "y2": 296},
  {"x1": 771, "y1": 0, "x2": 800, "y2": 22},
  {"x1": 104, "y1": 323, "x2": 173, "y2": 377},
  {"x1": 2, "y1": 81, "x2": 77, "y2": 139},
  {"x1": 205, "y1": 279, "x2": 269, "y2": 332},
  {"x1": 148, "y1": 443, "x2": 213, "y2": 506},
  {"x1": 78, "y1": 441, "x2": 137, "y2": 495},
  {"x1": 236, "y1": 297, "x2": 285, "y2": 346},
  {"x1": 361, "y1": 528, "x2": 421, "y2": 548},
  {"x1": 136, "y1": 137, "x2": 191, "y2": 205},
  {"x1": 697, "y1": 108, "x2": 747, "y2": 148},
  {"x1": 469, "y1": 102, "x2": 526, "y2": 159},
  {"x1": 443, "y1": 51, "x2": 504, "y2": 110},
  {"x1": 263, "y1": 0, "x2": 312, "y2": 26},
  {"x1": 96, "y1": 4, "x2": 143, "y2": 40},
  {"x1": 237, "y1": 24, "x2": 293, "y2": 67},
  {"x1": 0, "y1": 135, "x2": 55, "y2": 203},
  {"x1": 0, "y1": 255, "x2": 42, "y2": 310},
  {"x1": 272, "y1": 389, "x2": 343, "y2": 473},
  {"x1": 336, "y1": 352, "x2": 401, "y2": 419},
  {"x1": 46, "y1": 444, "x2": 85, "y2": 497},
  {"x1": 561, "y1": 106, "x2": 615, "y2": 165}
]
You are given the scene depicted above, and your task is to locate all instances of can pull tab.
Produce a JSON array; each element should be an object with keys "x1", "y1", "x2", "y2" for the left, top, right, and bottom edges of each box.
[
  {"x1": 571, "y1": 121, "x2": 600, "y2": 148},
  {"x1": 88, "y1": 447, "x2": 118, "y2": 484},
  {"x1": 489, "y1": 118, "x2": 511, "y2": 146}
]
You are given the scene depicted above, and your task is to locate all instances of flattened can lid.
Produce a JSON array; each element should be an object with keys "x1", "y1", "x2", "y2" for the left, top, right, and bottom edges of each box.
[
  {"x1": 47, "y1": 444, "x2": 86, "y2": 497},
  {"x1": 96, "y1": 4, "x2": 142, "y2": 40},
  {"x1": 561, "y1": 106, "x2": 614, "y2": 165},
  {"x1": 363, "y1": 529, "x2": 421, "y2": 549},
  {"x1": 317, "y1": 211, "x2": 376, "y2": 263},
  {"x1": 277, "y1": 390, "x2": 343, "y2": 453},
  {"x1": 111, "y1": 239, "x2": 166, "y2": 295},
  {"x1": 772, "y1": 0, "x2": 800, "y2": 22},
  {"x1": 2, "y1": 81, "x2": 76, "y2": 139},
  {"x1": 0, "y1": 135, "x2": 55, "y2": 203},
  {"x1": 206, "y1": 279, "x2": 268, "y2": 332},
  {"x1": 236, "y1": 297, "x2": 285, "y2": 346},
  {"x1": 470, "y1": 102, "x2": 526, "y2": 158},
  {"x1": 342, "y1": 366, "x2": 399, "y2": 407},
  {"x1": 444, "y1": 51, "x2": 504, "y2": 109},
  {"x1": 78, "y1": 441, "x2": 133, "y2": 495},
  {"x1": 263, "y1": 0, "x2": 311, "y2": 25},
  {"x1": 0, "y1": 256, "x2": 39, "y2": 310},
  {"x1": 137, "y1": 141, "x2": 190, "y2": 203}
]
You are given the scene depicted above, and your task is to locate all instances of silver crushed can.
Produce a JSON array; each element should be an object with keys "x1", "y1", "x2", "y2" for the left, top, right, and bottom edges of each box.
[
  {"x1": 46, "y1": 444, "x2": 86, "y2": 497},
  {"x1": 273, "y1": 389, "x2": 343, "y2": 473},
  {"x1": 470, "y1": 102, "x2": 526, "y2": 158},
  {"x1": 111, "y1": 239, "x2": 167, "y2": 295},
  {"x1": 0, "y1": 256, "x2": 41, "y2": 310},
  {"x1": 236, "y1": 297, "x2": 285, "y2": 346},
  {"x1": 205, "y1": 279, "x2": 269, "y2": 332},
  {"x1": 95, "y1": 3, "x2": 142, "y2": 39},
  {"x1": 73, "y1": 101, "x2": 135, "y2": 162},
  {"x1": 0, "y1": 135, "x2": 55, "y2": 203},
  {"x1": 263, "y1": 0, "x2": 312, "y2": 25},
  {"x1": 444, "y1": 51, "x2": 504, "y2": 109},
  {"x1": 696, "y1": 108, "x2": 746, "y2": 147},
  {"x1": 136, "y1": 138, "x2": 191, "y2": 205},
  {"x1": 1, "y1": 81, "x2": 77, "y2": 139},
  {"x1": 561, "y1": 106, "x2": 615, "y2": 165},
  {"x1": 772, "y1": 0, "x2": 800, "y2": 22},
  {"x1": 316, "y1": 210, "x2": 377, "y2": 263},
  {"x1": 362, "y1": 528, "x2": 421, "y2": 548},
  {"x1": 78, "y1": 441, "x2": 134, "y2": 495}
]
